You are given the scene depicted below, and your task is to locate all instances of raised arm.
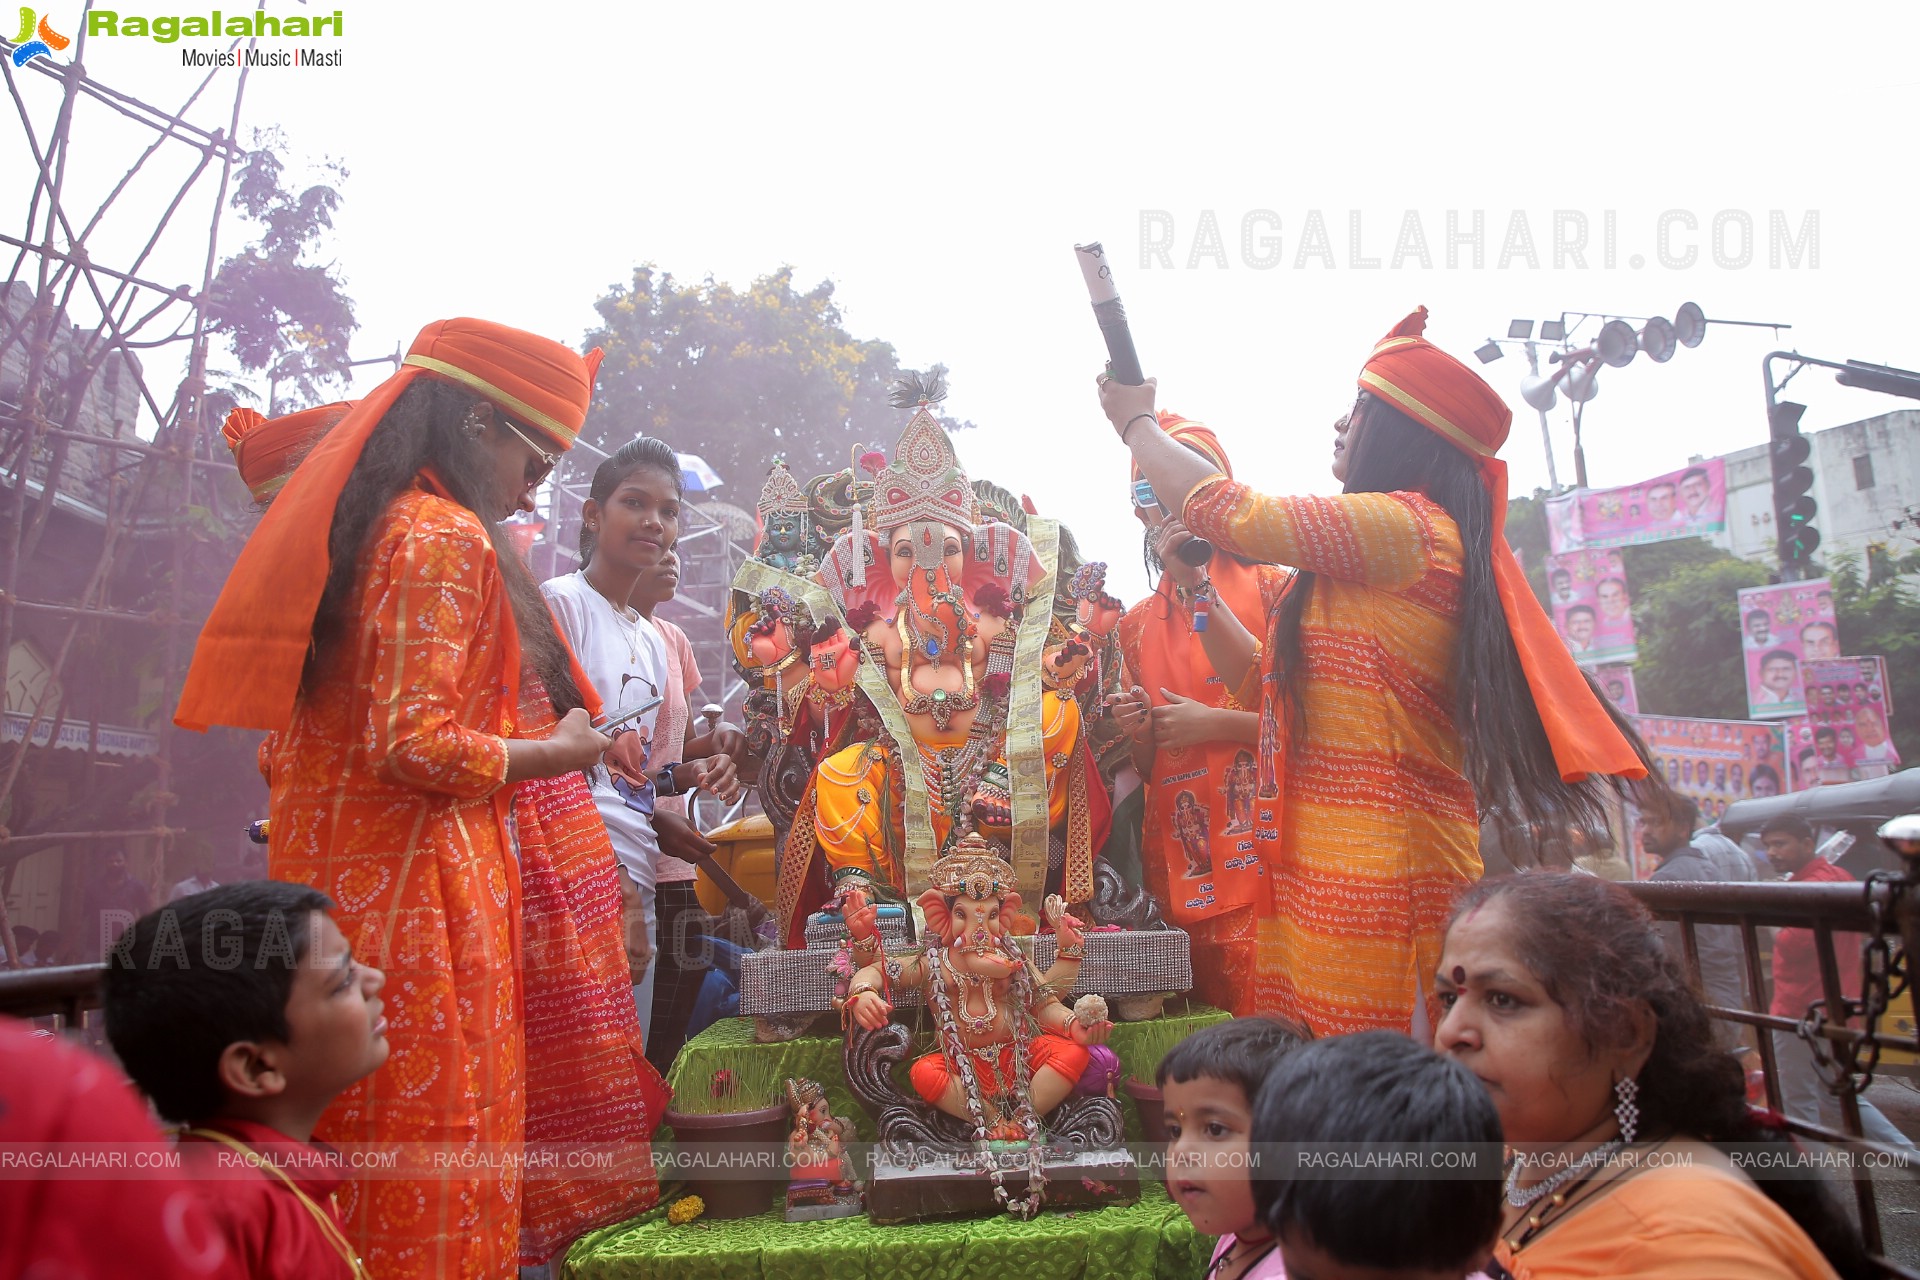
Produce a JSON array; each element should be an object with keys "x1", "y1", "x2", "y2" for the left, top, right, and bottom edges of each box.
[{"x1": 1100, "y1": 376, "x2": 1440, "y2": 593}]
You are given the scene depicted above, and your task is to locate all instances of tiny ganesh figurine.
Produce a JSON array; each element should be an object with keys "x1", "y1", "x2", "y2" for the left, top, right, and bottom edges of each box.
[{"x1": 783, "y1": 1077, "x2": 863, "y2": 1221}]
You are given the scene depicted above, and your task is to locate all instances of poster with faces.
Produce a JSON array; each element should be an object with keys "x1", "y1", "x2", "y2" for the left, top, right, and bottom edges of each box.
[
  {"x1": 1547, "y1": 548, "x2": 1636, "y2": 666},
  {"x1": 1737, "y1": 579, "x2": 1839, "y2": 720},
  {"x1": 1784, "y1": 657, "x2": 1898, "y2": 789},
  {"x1": 1544, "y1": 458, "x2": 1727, "y2": 553},
  {"x1": 1634, "y1": 715, "x2": 1789, "y2": 827},
  {"x1": 1596, "y1": 664, "x2": 1639, "y2": 716}
]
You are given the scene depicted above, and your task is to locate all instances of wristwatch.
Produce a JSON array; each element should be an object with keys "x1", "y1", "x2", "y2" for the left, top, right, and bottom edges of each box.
[{"x1": 654, "y1": 763, "x2": 682, "y2": 797}]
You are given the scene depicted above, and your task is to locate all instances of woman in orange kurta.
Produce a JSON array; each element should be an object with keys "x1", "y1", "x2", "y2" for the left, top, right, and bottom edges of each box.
[
  {"x1": 1099, "y1": 308, "x2": 1651, "y2": 1037},
  {"x1": 1112, "y1": 416, "x2": 1288, "y2": 1016},
  {"x1": 179, "y1": 320, "x2": 620, "y2": 1278},
  {"x1": 223, "y1": 397, "x2": 669, "y2": 1272}
]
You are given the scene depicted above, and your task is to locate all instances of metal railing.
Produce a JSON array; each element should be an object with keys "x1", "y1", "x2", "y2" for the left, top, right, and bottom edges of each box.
[{"x1": 1626, "y1": 855, "x2": 1920, "y2": 1276}]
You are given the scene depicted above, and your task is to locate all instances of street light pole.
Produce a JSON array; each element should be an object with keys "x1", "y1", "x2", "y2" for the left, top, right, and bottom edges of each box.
[{"x1": 1524, "y1": 341, "x2": 1560, "y2": 492}]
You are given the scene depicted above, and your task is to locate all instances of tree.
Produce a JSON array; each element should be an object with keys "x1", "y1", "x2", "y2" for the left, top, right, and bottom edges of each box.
[
  {"x1": 205, "y1": 128, "x2": 357, "y2": 415},
  {"x1": 1626, "y1": 550, "x2": 1771, "y2": 721},
  {"x1": 582, "y1": 266, "x2": 970, "y2": 490}
]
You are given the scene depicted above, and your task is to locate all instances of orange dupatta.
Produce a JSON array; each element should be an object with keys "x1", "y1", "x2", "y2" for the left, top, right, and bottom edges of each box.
[{"x1": 177, "y1": 318, "x2": 603, "y2": 733}]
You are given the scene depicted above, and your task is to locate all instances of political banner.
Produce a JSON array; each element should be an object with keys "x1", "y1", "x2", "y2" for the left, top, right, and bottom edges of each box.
[
  {"x1": 1544, "y1": 458, "x2": 1728, "y2": 553},
  {"x1": 1737, "y1": 579, "x2": 1839, "y2": 720},
  {"x1": 1596, "y1": 664, "x2": 1639, "y2": 716},
  {"x1": 1634, "y1": 716, "x2": 1789, "y2": 830},
  {"x1": 1547, "y1": 549, "x2": 1636, "y2": 665},
  {"x1": 1784, "y1": 657, "x2": 1899, "y2": 788}
]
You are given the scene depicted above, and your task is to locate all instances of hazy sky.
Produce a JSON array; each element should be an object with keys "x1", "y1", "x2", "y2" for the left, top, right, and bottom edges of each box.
[{"x1": 8, "y1": 1, "x2": 1916, "y2": 596}]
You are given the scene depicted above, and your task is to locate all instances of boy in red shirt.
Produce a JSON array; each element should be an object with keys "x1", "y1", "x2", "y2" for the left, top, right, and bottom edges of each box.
[
  {"x1": 1761, "y1": 815, "x2": 1916, "y2": 1150},
  {"x1": 103, "y1": 881, "x2": 390, "y2": 1278}
]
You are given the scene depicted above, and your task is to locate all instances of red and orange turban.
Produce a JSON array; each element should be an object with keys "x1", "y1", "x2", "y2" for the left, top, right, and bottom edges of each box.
[
  {"x1": 222, "y1": 402, "x2": 354, "y2": 503},
  {"x1": 1133, "y1": 412, "x2": 1234, "y2": 486},
  {"x1": 177, "y1": 318, "x2": 603, "y2": 732},
  {"x1": 1358, "y1": 307, "x2": 1643, "y2": 784}
]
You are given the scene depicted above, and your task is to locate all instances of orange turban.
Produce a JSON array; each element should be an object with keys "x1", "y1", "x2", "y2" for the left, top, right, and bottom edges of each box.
[
  {"x1": 1133, "y1": 411, "x2": 1233, "y2": 486},
  {"x1": 177, "y1": 318, "x2": 604, "y2": 732},
  {"x1": 1358, "y1": 307, "x2": 1643, "y2": 784},
  {"x1": 222, "y1": 402, "x2": 354, "y2": 503}
]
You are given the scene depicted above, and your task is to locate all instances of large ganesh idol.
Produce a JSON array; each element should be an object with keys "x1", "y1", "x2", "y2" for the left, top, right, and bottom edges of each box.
[{"x1": 776, "y1": 379, "x2": 1114, "y2": 947}]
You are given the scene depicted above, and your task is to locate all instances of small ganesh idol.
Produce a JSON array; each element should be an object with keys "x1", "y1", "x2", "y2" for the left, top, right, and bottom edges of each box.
[
  {"x1": 841, "y1": 834, "x2": 1111, "y2": 1142},
  {"x1": 755, "y1": 460, "x2": 818, "y2": 575},
  {"x1": 783, "y1": 1076, "x2": 862, "y2": 1221}
]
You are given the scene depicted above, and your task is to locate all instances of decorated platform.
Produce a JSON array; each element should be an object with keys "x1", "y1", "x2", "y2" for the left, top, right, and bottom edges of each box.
[
  {"x1": 663, "y1": 1002, "x2": 1227, "y2": 1145},
  {"x1": 740, "y1": 926, "x2": 1193, "y2": 1019},
  {"x1": 562, "y1": 1179, "x2": 1208, "y2": 1280}
]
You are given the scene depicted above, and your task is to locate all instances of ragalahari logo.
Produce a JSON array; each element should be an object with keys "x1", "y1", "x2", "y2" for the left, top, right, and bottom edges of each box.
[{"x1": 12, "y1": 8, "x2": 71, "y2": 66}]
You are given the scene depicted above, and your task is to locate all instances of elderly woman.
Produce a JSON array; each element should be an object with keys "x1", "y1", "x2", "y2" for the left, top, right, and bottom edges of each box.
[
  {"x1": 1435, "y1": 873, "x2": 1864, "y2": 1279},
  {"x1": 1102, "y1": 308, "x2": 1651, "y2": 1037},
  {"x1": 178, "y1": 319, "x2": 629, "y2": 1278}
]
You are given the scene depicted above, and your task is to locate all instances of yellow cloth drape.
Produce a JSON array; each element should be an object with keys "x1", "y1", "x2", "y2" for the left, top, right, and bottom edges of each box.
[{"x1": 812, "y1": 692, "x2": 1082, "y2": 891}]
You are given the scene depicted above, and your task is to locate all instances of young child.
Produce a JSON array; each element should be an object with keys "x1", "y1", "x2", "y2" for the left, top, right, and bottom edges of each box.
[
  {"x1": 1252, "y1": 1031, "x2": 1502, "y2": 1280},
  {"x1": 1157, "y1": 1015, "x2": 1311, "y2": 1280},
  {"x1": 102, "y1": 881, "x2": 389, "y2": 1280}
]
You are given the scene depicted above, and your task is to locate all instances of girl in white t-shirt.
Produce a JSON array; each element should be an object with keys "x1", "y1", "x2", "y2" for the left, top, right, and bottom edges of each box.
[{"x1": 541, "y1": 437, "x2": 743, "y2": 1053}]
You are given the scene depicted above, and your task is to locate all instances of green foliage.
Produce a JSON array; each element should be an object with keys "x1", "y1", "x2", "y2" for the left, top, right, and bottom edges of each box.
[
  {"x1": 1828, "y1": 548, "x2": 1920, "y2": 761},
  {"x1": 1505, "y1": 491, "x2": 1551, "y2": 602},
  {"x1": 206, "y1": 128, "x2": 357, "y2": 414},
  {"x1": 1626, "y1": 550, "x2": 1771, "y2": 720},
  {"x1": 583, "y1": 265, "x2": 971, "y2": 490},
  {"x1": 667, "y1": 1054, "x2": 786, "y2": 1116}
]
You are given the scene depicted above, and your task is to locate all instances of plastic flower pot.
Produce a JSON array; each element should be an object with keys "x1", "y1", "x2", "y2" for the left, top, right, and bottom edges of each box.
[{"x1": 662, "y1": 1103, "x2": 790, "y2": 1220}]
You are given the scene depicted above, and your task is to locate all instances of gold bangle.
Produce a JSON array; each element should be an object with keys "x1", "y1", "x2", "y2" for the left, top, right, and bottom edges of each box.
[
  {"x1": 846, "y1": 984, "x2": 881, "y2": 1000},
  {"x1": 1057, "y1": 944, "x2": 1086, "y2": 960}
]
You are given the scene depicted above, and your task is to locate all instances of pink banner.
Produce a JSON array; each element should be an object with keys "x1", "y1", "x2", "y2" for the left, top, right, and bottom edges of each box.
[
  {"x1": 1596, "y1": 664, "x2": 1638, "y2": 716},
  {"x1": 1545, "y1": 457, "x2": 1728, "y2": 553},
  {"x1": 1634, "y1": 715, "x2": 1789, "y2": 830},
  {"x1": 1737, "y1": 579, "x2": 1839, "y2": 720},
  {"x1": 1784, "y1": 657, "x2": 1900, "y2": 789},
  {"x1": 1548, "y1": 548, "x2": 1636, "y2": 665}
]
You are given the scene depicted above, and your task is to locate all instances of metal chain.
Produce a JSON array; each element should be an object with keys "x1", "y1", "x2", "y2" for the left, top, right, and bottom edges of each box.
[{"x1": 1802, "y1": 872, "x2": 1908, "y2": 1098}]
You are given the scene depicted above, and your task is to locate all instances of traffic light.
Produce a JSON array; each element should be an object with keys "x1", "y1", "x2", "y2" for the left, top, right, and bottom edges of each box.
[{"x1": 1769, "y1": 401, "x2": 1820, "y2": 570}]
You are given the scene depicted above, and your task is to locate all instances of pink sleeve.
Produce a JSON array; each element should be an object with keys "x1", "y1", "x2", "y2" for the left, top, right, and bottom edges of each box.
[{"x1": 673, "y1": 624, "x2": 701, "y2": 697}]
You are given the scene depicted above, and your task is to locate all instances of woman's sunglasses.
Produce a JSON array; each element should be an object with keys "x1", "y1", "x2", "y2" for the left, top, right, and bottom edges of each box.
[{"x1": 498, "y1": 415, "x2": 560, "y2": 485}]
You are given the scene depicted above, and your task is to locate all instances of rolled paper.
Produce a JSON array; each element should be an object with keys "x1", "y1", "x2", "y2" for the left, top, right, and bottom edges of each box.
[
  {"x1": 1073, "y1": 241, "x2": 1144, "y2": 385},
  {"x1": 1074, "y1": 242, "x2": 1120, "y2": 304}
]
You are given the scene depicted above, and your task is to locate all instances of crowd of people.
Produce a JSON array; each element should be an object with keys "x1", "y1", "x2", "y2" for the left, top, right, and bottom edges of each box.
[{"x1": 0, "y1": 308, "x2": 1904, "y2": 1280}]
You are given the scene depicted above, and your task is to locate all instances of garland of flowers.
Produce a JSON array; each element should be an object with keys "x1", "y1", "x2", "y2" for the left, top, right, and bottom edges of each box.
[{"x1": 924, "y1": 939, "x2": 1048, "y2": 1218}]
